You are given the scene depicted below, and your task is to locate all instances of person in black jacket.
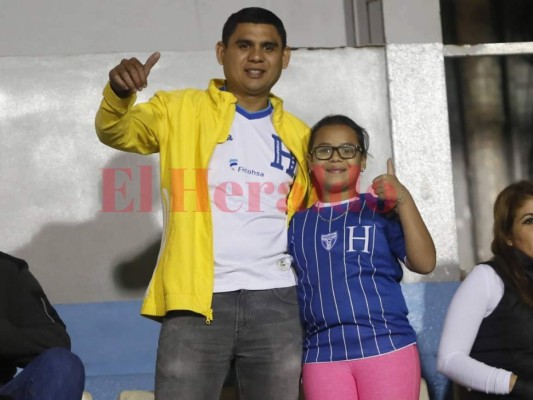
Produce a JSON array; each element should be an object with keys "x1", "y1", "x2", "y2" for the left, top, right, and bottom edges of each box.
[
  {"x1": 0, "y1": 251, "x2": 85, "y2": 400},
  {"x1": 438, "y1": 181, "x2": 533, "y2": 399}
]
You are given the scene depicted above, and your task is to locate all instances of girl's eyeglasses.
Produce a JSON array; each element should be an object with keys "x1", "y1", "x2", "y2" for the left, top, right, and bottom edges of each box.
[{"x1": 311, "y1": 145, "x2": 363, "y2": 160}]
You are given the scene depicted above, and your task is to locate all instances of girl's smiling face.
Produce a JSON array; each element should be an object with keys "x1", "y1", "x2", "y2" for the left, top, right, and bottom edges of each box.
[{"x1": 308, "y1": 124, "x2": 367, "y2": 202}]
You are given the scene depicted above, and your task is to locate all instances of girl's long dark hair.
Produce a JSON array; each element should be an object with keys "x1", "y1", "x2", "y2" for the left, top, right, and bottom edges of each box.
[{"x1": 490, "y1": 180, "x2": 533, "y2": 308}]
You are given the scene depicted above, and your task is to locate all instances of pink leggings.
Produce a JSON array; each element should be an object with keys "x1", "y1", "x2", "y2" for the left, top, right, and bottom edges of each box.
[{"x1": 301, "y1": 344, "x2": 421, "y2": 400}]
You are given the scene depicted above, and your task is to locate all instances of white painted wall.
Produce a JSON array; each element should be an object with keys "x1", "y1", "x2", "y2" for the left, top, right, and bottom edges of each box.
[
  {"x1": 382, "y1": 0, "x2": 442, "y2": 43},
  {"x1": 1, "y1": 48, "x2": 394, "y2": 303},
  {"x1": 0, "y1": 0, "x2": 351, "y2": 56},
  {"x1": 1, "y1": 0, "x2": 460, "y2": 303}
]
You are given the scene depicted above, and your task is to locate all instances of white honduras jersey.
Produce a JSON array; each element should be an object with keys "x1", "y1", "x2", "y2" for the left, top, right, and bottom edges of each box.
[
  {"x1": 289, "y1": 194, "x2": 417, "y2": 363},
  {"x1": 209, "y1": 103, "x2": 298, "y2": 292}
]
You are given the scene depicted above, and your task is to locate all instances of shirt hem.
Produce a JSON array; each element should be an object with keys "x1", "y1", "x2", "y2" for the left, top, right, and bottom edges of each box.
[
  {"x1": 303, "y1": 342, "x2": 417, "y2": 364},
  {"x1": 214, "y1": 282, "x2": 297, "y2": 293}
]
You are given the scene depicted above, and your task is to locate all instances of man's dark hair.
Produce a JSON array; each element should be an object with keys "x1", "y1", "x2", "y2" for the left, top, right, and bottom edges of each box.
[{"x1": 222, "y1": 7, "x2": 287, "y2": 47}]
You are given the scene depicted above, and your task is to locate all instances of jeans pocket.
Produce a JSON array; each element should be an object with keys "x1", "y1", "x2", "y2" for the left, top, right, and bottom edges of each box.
[{"x1": 271, "y1": 286, "x2": 299, "y2": 306}]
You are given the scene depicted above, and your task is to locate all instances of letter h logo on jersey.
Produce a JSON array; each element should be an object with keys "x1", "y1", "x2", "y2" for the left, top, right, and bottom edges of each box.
[
  {"x1": 270, "y1": 135, "x2": 296, "y2": 177},
  {"x1": 321, "y1": 232, "x2": 338, "y2": 251}
]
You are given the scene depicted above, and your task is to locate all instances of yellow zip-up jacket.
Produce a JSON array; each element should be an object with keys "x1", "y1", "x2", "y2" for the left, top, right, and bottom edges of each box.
[{"x1": 95, "y1": 79, "x2": 314, "y2": 322}]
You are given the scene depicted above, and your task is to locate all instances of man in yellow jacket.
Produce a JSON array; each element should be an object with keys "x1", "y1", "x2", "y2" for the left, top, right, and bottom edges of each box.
[{"x1": 95, "y1": 7, "x2": 313, "y2": 400}]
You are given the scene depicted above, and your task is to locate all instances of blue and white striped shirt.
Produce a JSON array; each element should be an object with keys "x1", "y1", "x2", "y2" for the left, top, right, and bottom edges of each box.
[{"x1": 288, "y1": 194, "x2": 416, "y2": 363}]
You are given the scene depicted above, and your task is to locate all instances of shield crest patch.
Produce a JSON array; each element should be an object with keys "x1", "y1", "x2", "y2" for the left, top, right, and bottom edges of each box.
[{"x1": 321, "y1": 232, "x2": 337, "y2": 251}]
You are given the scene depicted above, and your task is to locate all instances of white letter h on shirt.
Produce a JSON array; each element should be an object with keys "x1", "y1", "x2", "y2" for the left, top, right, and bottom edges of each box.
[{"x1": 347, "y1": 226, "x2": 371, "y2": 253}]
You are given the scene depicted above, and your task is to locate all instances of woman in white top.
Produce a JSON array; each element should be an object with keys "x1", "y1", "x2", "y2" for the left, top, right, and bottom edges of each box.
[{"x1": 437, "y1": 180, "x2": 533, "y2": 399}]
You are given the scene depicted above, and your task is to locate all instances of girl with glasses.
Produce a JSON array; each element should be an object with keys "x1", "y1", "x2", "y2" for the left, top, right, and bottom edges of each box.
[{"x1": 288, "y1": 114, "x2": 436, "y2": 400}]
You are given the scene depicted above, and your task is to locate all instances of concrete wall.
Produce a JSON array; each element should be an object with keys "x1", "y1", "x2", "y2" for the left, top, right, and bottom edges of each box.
[
  {"x1": 1, "y1": 0, "x2": 459, "y2": 303},
  {"x1": 1, "y1": 47, "x2": 398, "y2": 303},
  {"x1": 0, "y1": 0, "x2": 352, "y2": 56},
  {"x1": 382, "y1": 0, "x2": 442, "y2": 43}
]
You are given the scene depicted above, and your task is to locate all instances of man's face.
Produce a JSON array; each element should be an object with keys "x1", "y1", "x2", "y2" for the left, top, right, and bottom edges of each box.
[{"x1": 216, "y1": 23, "x2": 290, "y2": 108}]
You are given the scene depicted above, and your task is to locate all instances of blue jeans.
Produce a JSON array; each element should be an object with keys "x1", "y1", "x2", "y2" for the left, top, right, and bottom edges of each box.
[
  {"x1": 155, "y1": 287, "x2": 303, "y2": 400},
  {"x1": 0, "y1": 348, "x2": 85, "y2": 400}
]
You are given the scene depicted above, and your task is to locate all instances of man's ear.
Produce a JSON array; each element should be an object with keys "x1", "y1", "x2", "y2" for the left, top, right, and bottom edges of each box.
[
  {"x1": 215, "y1": 41, "x2": 225, "y2": 65},
  {"x1": 282, "y1": 46, "x2": 291, "y2": 69}
]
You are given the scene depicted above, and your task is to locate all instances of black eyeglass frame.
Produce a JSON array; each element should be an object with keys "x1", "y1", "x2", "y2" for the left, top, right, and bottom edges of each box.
[{"x1": 310, "y1": 144, "x2": 364, "y2": 160}]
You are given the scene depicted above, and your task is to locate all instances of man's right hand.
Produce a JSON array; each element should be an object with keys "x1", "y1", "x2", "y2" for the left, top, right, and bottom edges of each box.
[{"x1": 108, "y1": 51, "x2": 161, "y2": 98}]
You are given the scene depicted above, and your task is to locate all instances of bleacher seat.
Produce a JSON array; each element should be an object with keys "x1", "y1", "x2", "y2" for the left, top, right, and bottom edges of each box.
[{"x1": 56, "y1": 281, "x2": 459, "y2": 400}]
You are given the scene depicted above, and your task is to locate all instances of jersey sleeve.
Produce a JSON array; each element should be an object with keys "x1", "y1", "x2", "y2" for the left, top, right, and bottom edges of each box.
[{"x1": 384, "y1": 215, "x2": 407, "y2": 262}]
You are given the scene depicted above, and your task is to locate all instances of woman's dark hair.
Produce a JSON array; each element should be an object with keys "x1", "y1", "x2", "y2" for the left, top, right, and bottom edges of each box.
[
  {"x1": 491, "y1": 180, "x2": 533, "y2": 308},
  {"x1": 308, "y1": 114, "x2": 369, "y2": 155},
  {"x1": 222, "y1": 7, "x2": 287, "y2": 47}
]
